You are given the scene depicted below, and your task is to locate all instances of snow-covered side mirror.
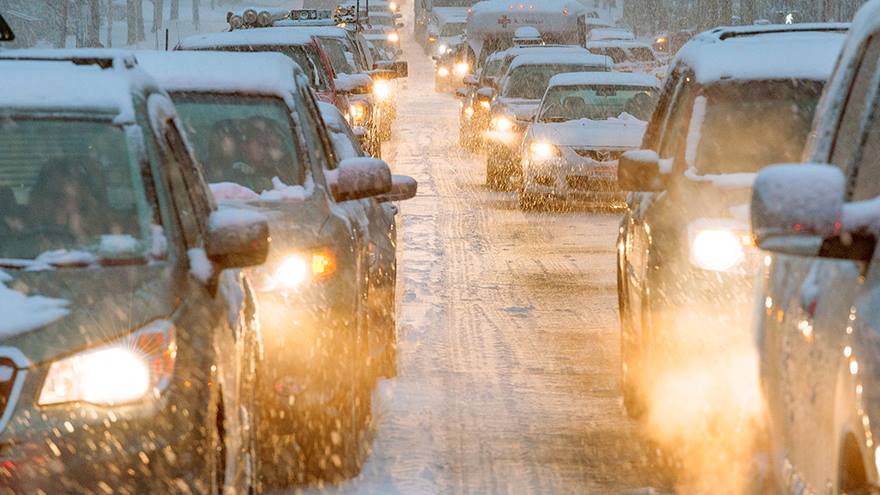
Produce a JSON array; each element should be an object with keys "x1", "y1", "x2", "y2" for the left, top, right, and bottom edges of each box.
[
  {"x1": 377, "y1": 175, "x2": 418, "y2": 203},
  {"x1": 618, "y1": 150, "x2": 666, "y2": 191},
  {"x1": 455, "y1": 87, "x2": 470, "y2": 99},
  {"x1": 328, "y1": 157, "x2": 392, "y2": 202},
  {"x1": 463, "y1": 74, "x2": 479, "y2": 86},
  {"x1": 751, "y1": 164, "x2": 846, "y2": 257},
  {"x1": 206, "y1": 208, "x2": 270, "y2": 269},
  {"x1": 476, "y1": 87, "x2": 495, "y2": 102}
]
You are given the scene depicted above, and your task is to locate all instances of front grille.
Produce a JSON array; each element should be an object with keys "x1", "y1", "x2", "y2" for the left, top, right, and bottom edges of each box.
[{"x1": 573, "y1": 149, "x2": 623, "y2": 162}]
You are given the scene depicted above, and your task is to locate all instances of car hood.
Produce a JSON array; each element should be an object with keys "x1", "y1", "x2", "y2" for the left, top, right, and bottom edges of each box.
[
  {"x1": 0, "y1": 264, "x2": 179, "y2": 365},
  {"x1": 497, "y1": 98, "x2": 540, "y2": 122},
  {"x1": 528, "y1": 118, "x2": 647, "y2": 148}
]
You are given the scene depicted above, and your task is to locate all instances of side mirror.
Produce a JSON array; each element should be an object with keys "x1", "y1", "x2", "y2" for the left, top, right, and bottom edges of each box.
[
  {"x1": 335, "y1": 73, "x2": 373, "y2": 94},
  {"x1": 377, "y1": 175, "x2": 418, "y2": 202},
  {"x1": 328, "y1": 157, "x2": 392, "y2": 202},
  {"x1": 751, "y1": 164, "x2": 850, "y2": 257},
  {"x1": 617, "y1": 150, "x2": 667, "y2": 191},
  {"x1": 476, "y1": 87, "x2": 495, "y2": 101},
  {"x1": 463, "y1": 74, "x2": 479, "y2": 86},
  {"x1": 486, "y1": 76, "x2": 499, "y2": 88},
  {"x1": 206, "y1": 208, "x2": 270, "y2": 269},
  {"x1": 455, "y1": 87, "x2": 470, "y2": 99}
]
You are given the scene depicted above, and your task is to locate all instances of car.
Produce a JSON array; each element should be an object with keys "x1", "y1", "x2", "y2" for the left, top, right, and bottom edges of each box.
[
  {"x1": 615, "y1": 24, "x2": 847, "y2": 419},
  {"x1": 748, "y1": 2, "x2": 880, "y2": 492},
  {"x1": 519, "y1": 71, "x2": 660, "y2": 210},
  {"x1": 587, "y1": 27, "x2": 636, "y2": 42},
  {"x1": 318, "y1": 101, "x2": 418, "y2": 379},
  {"x1": 0, "y1": 53, "x2": 269, "y2": 494},
  {"x1": 652, "y1": 29, "x2": 695, "y2": 55},
  {"x1": 484, "y1": 50, "x2": 612, "y2": 189},
  {"x1": 457, "y1": 50, "x2": 506, "y2": 151},
  {"x1": 585, "y1": 40, "x2": 663, "y2": 75},
  {"x1": 434, "y1": 43, "x2": 470, "y2": 92},
  {"x1": 136, "y1": 50, "x2": 393, "y2": 485},
  {"x1": 429, "y1": 6, "x2": 468, "y2": 58}
]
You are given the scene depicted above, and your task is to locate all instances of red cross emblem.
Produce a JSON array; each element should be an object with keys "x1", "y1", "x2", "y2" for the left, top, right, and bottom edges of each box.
[{"x1": 498, "y1": 15, "x2": 512, "y2": 28}]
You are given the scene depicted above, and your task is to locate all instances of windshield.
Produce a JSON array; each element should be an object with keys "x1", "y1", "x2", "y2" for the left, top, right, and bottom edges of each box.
[
  {"x1": 440, "y1": 23, "x2": 465, "y2": 36},
  {"x1": 198, "y1": 45, "x2": 329, "y2": 91},
  {"x1": 172, "y1": 94, "x2": 304, "y2": 193},
  {"x1": 502, "y1": 64, "x2": 608, "y2": 100},
  {"x1": 320, "y1": 36, "x2": 362, "y2": 74},
  {"x1": 539, "y1": 85, "x2": 659, "y2": 122},
  {"x1": 692, "y1": 80, "x2": 824, "y2": 175},
  {"x1": 0, "y1": 119, "x2": 156, "y2": 261}
]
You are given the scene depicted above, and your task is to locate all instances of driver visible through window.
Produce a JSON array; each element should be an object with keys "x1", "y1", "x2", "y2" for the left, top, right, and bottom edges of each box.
[{"x1": 539, "y1": 85, "x2": 659, "y2": 122}]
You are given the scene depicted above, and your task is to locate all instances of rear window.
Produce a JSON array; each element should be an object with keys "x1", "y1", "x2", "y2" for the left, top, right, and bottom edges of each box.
[
  {"x1": 172, "y1": 93, "x2": 305, "y2": 193},
  {"x1": 539, "y1": 85, "x2": 658, "y2": 122},
  {"x1": 503, "y1": 63, "x2": 608, "y2": 100}
]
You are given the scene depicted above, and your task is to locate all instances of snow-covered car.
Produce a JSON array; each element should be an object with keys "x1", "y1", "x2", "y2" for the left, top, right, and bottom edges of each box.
[
  {"x1": 137, "y1": 50, "x2": 392, "y2": 484},
  {"x1": 0, "y1": 53, "x2": 269, "y2": 493},
  {"x1": 484, "y1": 50, "x2": 612, "y2": 188},
  {"x1": 434, "y1": 43, "x2": 470, "y2": 92},
  {"x1": 457, "y1": 50, "x2": 506, "y2": 151},
  {"x1": 615, "y1": 24, "x2": 847, "y2": 418},
  {"x1": 585, "y1": 40, "x2": 662, "y2": 75},
  {"x1": 319, "y1": 101, "x2": 418, "y2": 379},
  {"x1": 748, "y1": 2, "x2": 880, "y2": 492},
  {"x1": 519, "y1": 72, "x2": 659, "y2": 209},
  {"x1": 587, "y1": 27, "x2": 635, "y2": 42},
  {"x1": 430, "y1": 6, "x2": 468, "y2": 58}
]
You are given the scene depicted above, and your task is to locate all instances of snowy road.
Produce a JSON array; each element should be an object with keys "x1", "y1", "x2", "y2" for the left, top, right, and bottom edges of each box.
[{"x1": 300, "y1": 27, "x2": 669, "y2": 495}]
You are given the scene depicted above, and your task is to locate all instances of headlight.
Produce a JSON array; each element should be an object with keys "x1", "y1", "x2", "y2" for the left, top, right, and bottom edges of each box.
[
  {"x1": 479, "y1": 100, "x2": 491, "y2": 110},
  {"x1": 387, "y1": 31, "x2": 400, "y2": 43},
  {"x1": 464, "y1": 105, "x2": 475, "y2": 118},
  {"x1": 259, "y1": 249, "x2": 338, "y2": 291},
  {"x1": 389, "y1": 1, "x2": 398, "y2": 11},
  {"x1": 528, "y1": 141, "x2": 559, "y2": 161},
  {"x1": 437, "y1": 66, "x2": 450, "y2": 77},
  {"x1": 349, "y1": 101, "x2": 369, "y2": 126},
  {"x1": 438, "y1": 44, "x2": 448, "y2": 55},
  {"x1": 373, "y1": 79, "x2": 392, "y2": 100},
  {"x1": 39, "y1": 321, "x2": 176, "y2": 406},
  {"x1": 492, "y1": 115, "x2": 514, "y2": 132},
  {"x1": 690, "y1": 228, "x2": 748, "y2": 272},
  {"x1": 453, "y1": 61, "x2": 470, "y2": 77}
]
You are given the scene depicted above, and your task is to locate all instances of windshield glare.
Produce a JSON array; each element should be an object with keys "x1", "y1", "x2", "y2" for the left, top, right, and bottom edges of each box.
[
  {"x1": 173, "y1": 94, "x2": 304, "y2": 193},
  {"x1": 693, "y1": 80, "x2": 823, "y2": 175},
  {"x1": 539, "y1": 85, "x2": 659, "y2": 122},
  {"x1": 0, "y1": 119, "x2": 155, "y2": 260},
  {"x1": 503, "y1": 64, "x2": 607, "y2": 100}
]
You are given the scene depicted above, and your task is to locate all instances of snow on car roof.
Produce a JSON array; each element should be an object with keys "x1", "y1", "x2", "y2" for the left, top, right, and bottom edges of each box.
[
  {"x1": 0, "y1": 60, "x2": 138, "y2": 122},
  {"x1": 588, "y1": 28, "x2": 635, "y2": 41},
  {"x1": 178, "y1": 27, "x2": 315, "y2": 49},
  {"x1": 288, "y1": 25, "x2": 351, "y2": 40},
  {"x1": 0, "y1": 48, "x2": 138, "y2": 69},
  {"x1": 585, "y1": 40, "x2": 653, "y2": 49},
  {"x1": 677, "y1": 31, "x2": 846, "y2": 84},
  {"x1": 509, "y1": 51, "x2": 610, "y2": 70},
  {"x1": 136, "y1": 50, "x2": 300, "y2": 100},
  {"x1": 433, "y1": 7, "x2": 469, "y2": 23},
  {"x1": 548, "y1": 71, "x2": 661, "y2": 88},
  {"x1": 694, "y1": 21, "x2": 849, "y2": 42}
]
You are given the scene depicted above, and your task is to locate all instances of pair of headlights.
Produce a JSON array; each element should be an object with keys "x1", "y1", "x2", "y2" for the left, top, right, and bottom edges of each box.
[{"x1": 437, "y1": 62, "x2": 469, "y2": 78}]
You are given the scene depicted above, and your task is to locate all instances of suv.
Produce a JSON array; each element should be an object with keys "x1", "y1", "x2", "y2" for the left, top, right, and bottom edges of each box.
[
  {"x1": 136, "y1": 50, "x2": 396, "y2": 484},
  {"x1": 749, "y1": 2, "x2": 880, "y2": 492},
  {"x1": 0, "y1": 54, "x2": 269, "y2": 493},
  {"x1": 616, "y1": 24, "x2": 847, "y2": 418}
]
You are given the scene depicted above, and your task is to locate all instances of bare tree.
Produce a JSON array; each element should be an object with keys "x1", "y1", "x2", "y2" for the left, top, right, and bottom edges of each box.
[
  {"x1": 170, "y1": 0, "x2": 180, "y2": 20},
  {"x1": 87, "y1": 0, "x2": 102, "y2": 46},
  {"x1": 136, "y1": 0, "x2": 145, "y2": 41},
  {"x1": 127, "y1": 0, "x2": 138, "y2": 44},
  {"x1": 192, "y1": 0, "x2": 200, "y2": 29},
  {"x1": 106, "y1": 0, "x2": 113, "y2": 47},
  {"x1": 151, "y1": 0, "x2": 164, "y2": 32},
  {"x1": 58, "y1": 0, "x2": 69, "y2": 47}
]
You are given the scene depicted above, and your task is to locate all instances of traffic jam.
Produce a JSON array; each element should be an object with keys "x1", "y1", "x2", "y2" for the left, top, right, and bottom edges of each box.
[{"x1": 0, "y1": 0, "x2": 879, "y2": 493}]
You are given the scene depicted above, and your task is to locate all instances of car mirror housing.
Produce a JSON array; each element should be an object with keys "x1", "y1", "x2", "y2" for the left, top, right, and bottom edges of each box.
[
  {"x1": 455, "y1": 87, "x2": 470, "y2": 99},
  {"x1": 206, "y1": 209, "x2": 270, "y2": 269},
  {"x1": 751, "y1": 163, "x2": 846, "y2": 257},
  {"x1": 617, "y1": 150, "x2": 666, "y2": 191},
  {"x1": 476, "y1": 87, "x2": 495, "y2": 101},
  {"x1": 377, "y1": 174, "x2": 418, "y2": 203},
  {"x1": 329, "y1": 157, "x2": 393, "y2": 202},
  {"x1": 463, "y1": 74, "x2": 479, "y2": 87}
]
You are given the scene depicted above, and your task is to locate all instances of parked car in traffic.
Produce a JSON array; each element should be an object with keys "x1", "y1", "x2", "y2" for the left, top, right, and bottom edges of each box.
[
  {"x1": 615, "y1": 23, "x2": 847, "y2": 418},
  {"x1": 137, "y1": 50, "x2": 392, "y2": 485},
  {"x1": 519, "y1": 71, "x2": 659, "y2": 210},
  {"x1": 749, "y1": 2, "x2": 880, "y2": 492},
  {"x1": 0, "y1": 52, "x2": 269, "y2": 494}
]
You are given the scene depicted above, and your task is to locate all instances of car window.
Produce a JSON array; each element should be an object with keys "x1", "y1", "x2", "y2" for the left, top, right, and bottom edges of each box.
[
  {"x1": 539, "y1": 85, "x2": 658, "y2": 122},
  {"x1": 172, "y1": 93, "x2": 305, "y2": 193},
  {"x1": 850, "y1": 88, "x2": 880, "y2": 201},
  {"x1": 161, "y1": 122, "x2": 205, "y2": 247},
  {"x1": 503, "y1": 64, "x2": 608, "y2": 100},
  {"x1": 657, "y1": 75, "x2": 695, "y2": 162},
  {"x1": 320, "y1": 37, "x2": 360, "y2": 74},
  {"x1": 831, "y1": 36, "x2": 880, "y2": 171},
  {"x1": 0, "y1": 118, "x2": 158, "y2": 260},
  {"x1": 642, "y1": 69, "x2": 683, "y2": 149},
  {"x1": 291, "y1": 86, "x2": 335, "y2": 175}
]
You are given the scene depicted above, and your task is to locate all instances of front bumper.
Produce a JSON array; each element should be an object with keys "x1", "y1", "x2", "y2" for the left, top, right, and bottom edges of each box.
[{"x1": 522, "y1": 155, "x2": 624, "y2": 203}]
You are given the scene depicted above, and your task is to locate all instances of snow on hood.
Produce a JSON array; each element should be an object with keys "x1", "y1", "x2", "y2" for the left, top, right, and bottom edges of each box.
[
  {"x1": 0, "y1": 279, "x2": 70, "y2": 340},
  {"x1": 529, "y1": 114, "x2": 647, "y2": 148},
  {"x1": 210, "y1": 177, "x2": 314, "y2": 203},
  {"x1": 209, "y1": 207, "x2": 268, "y2": 231},
  {"x1": 335, "y1": 73, "x2": 373, "y2": 93}
]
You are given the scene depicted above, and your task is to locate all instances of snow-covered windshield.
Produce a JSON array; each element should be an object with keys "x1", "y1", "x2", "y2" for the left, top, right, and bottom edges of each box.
[
  {"x1": 503, "y1": 64, "x2": 606, "y2": 100},
  {"x1": 482, "y1": 57, "x2": 504, "y2": 82},
  {"x1": 320, "y1": 37, "x2": 362, "y2": 75},
  {"x1": 0, "y1": 119, "x2": 155, "y2": 261},
  {"x1": 173, "y1": 94, "x2": 304, "y2": 192},
  {"x1": 440, "y1": 23, "x2": 466, "y2": 37},
  {"x1": 692, "y1": 80, "x2": 824, "y2": 175},
  {"x1": 539, "y1": 85, "x2": 659, "y2": 122}
]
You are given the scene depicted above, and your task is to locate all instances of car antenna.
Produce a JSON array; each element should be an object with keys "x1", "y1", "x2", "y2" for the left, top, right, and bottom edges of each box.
[{"x1": 165, "y1": 28, "x2": 169, "y2": 51}]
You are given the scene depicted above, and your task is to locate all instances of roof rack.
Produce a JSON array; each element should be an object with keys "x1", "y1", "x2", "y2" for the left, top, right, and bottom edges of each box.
[{"x1": 0, "y1": 49, "x2": 137, "y2": 69}]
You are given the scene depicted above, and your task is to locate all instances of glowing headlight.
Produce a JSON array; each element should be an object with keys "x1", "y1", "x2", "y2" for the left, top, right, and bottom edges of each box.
[
  {"x1": 349, "y1": 101, "x2": 369, "y2": 125},
  {"x1": 262, "y1": 250, "x2": 338, "y2": 291},
  {"x1": 373, "y1": 79, "x2": 392, "y2": 100},
  {"x1": 275, "y1": 255, "x2": 310, "y2": 289},
  {"x1": 479, "y1": 100, "x2": 491, "y2": 110},
  {"x1": 39, "y1": 321, "x2": 176, "y2": 406},
  {"x1": 389, "y1": 1, "x2": 398, "y2": 11},
  {"x1": 529, "y1": 141, "x2": 559, "y2": 161},
  {"x1": 438, "y1": 44, "x2": 448, "y2": 55},
  {"x1": 464, "y1": 105, "x2": 475, "y2": 118},
  {"x1": 437, "y1": 66, "x2": 450, "y2": 77},
  {"x1": 690, "y1": 229, "x2": 746, "y2": 272},
  {"x1": 387, "y1": 31, "x2": 400, "y2": 43},
  {"x1": 453, "y1": 61, "x2": 470, "y2": 77},
  {"x1": 492, "y1": 116, "x2": 514, "y2": 132}
]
